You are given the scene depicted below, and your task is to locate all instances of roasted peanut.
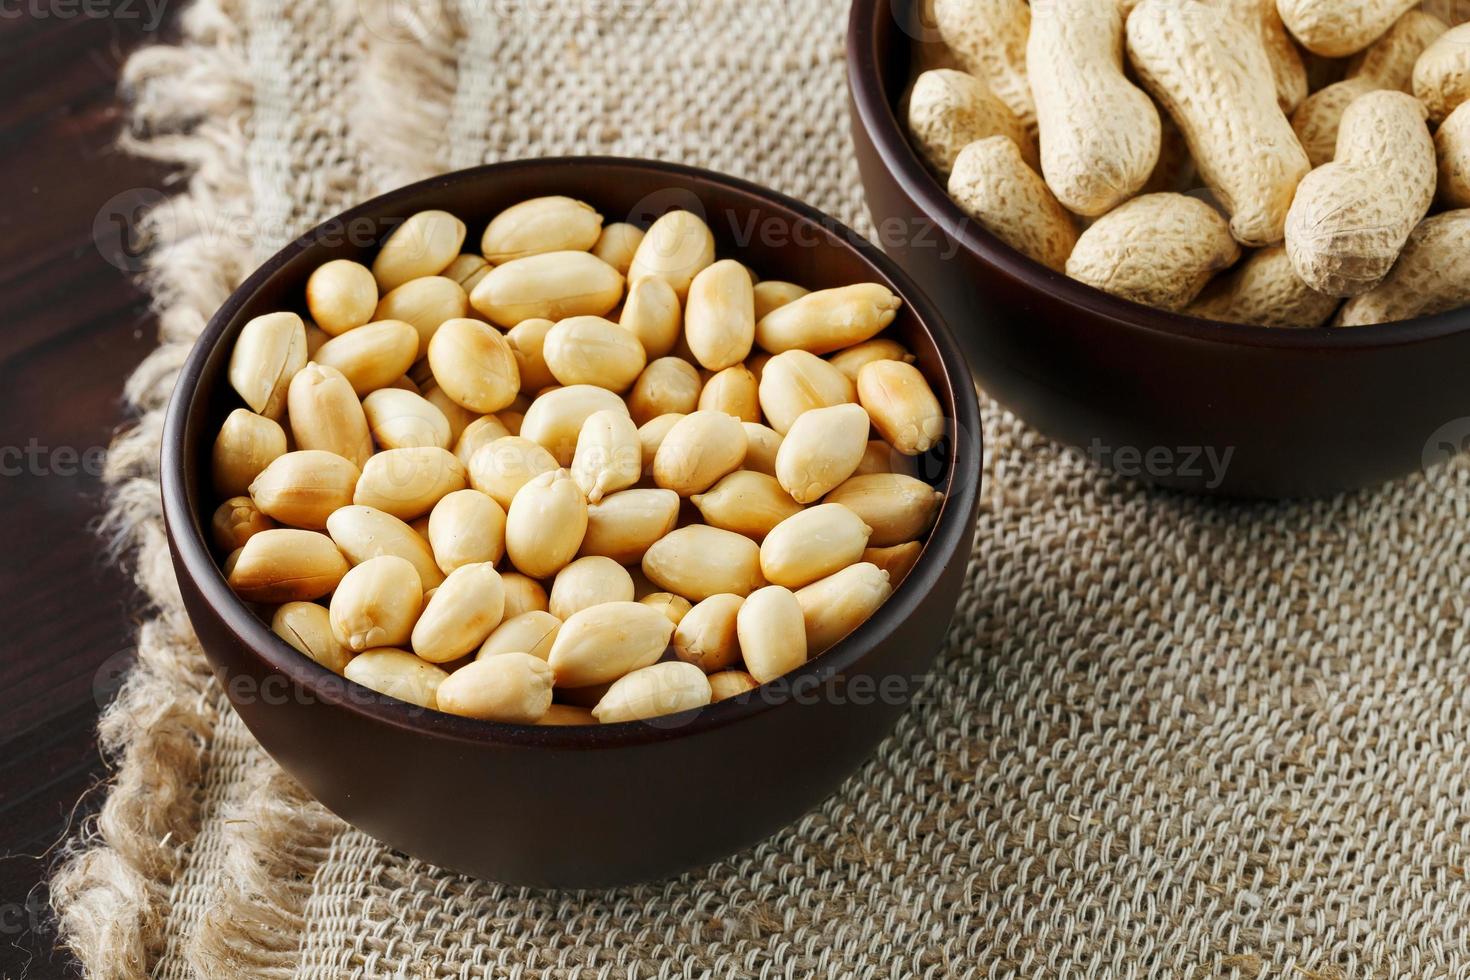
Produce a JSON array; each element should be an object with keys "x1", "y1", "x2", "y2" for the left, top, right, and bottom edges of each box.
[
  {"x1": 619, "y1": 276, "x2": 683, "y2": 359},
  {"x1": 685, "y1": 259, "x2": 756, "y2": 371},
  {"x1": 752, "y1": 281, "x2": 808, "y2": 322},
  {"x1": 306, "y1": 259, "x2": 378, "y2": 336},
  {"x1": 501, "y1": 571, "x2": 550, "y2": 619},
  {"x1": 862, "y1": 541, "x2": 924, "y2": 588},
  {"x1": 372, "y1": 210, "x2": 466, "y2": 291},
  {"x1": 580, "y1": 488, "x2": 681, "y2": 564},
  {"x1": 427, "y1": 488, "x2": 506, "y2": 573},
  {"x1": 570, "y1": 409, "x2": 642, "y2": 503},
  {"x1": 627, "y1": 357, "x2": 702, "y2": 425},
  {"x1": 427, "y1": 317, "x2": 521, "y2": 413},
  {"x1": 592, "y1": 661, "x2": 712, "y2": 724},
  {"x1": 547, "y1": 601, "x2": 674, "y2": 688},
  {"x1": 248, "y1": 450, "x2": 360, "y2": 530},
  {"x1": 740, "y1": 422, "x2": 783, "y2": 476},
  {"x1": 311, "y1": 319, "x2": 418, "y2": 396},
  {"x1": 543, "y1": 315, "x2": 646, "y2": 391},
  {"x1": 466, "y1": 435, "x2": 559, "y2": 509},
  {"x1": 672, "y1": 593, "x2": 744, "y2": 673},
  {"x1": 652, "y1": 410, "x2": 748, "y2": 495},
  {"x1": 505, "y1": 469, "x2": 587, "y2": 579},
  {"x1": 326, "y1": 504, "x2": 445, "y2": 589},
  {"x1": 857, "y1": 360, "x2": 944, "y2": 456},
  {"x1": 591, "y1": 222, "x2": 644, "y2": 275},
  {"x1": 228, "y1": 312, "x2": 307, "y2": 420},
  {"x1": 639, "y1": 592, "x2": 693, "y2": 628},
  {"x1": 373, "y1": 276, "x2": 469, "y2": 347},
  {"x1": 775, "y1": 403, "x2": 872, "y2": 504},
  {"x1": 757, "y1": 349, "x2": 856, "y2": 435},
  {"x1": 354, "y1": 446, "x2": 467, "y2": 520},
  {"x1": 825, "y1": 473, "x2": 944, "y2": 547},
  {"x1": 212, "y1": 496, "x2": 275, "y2": 553},
  {"x1": 689, "y1": 470, "x2": 803, "y2": 541},
  {"x1": 754, "y1": 284, "x2": 902, "y2": 356},
  {"x1": 795, "y1": 563, "x2": 892, "y2": 654},
  {"x1": 505, "y1": 318, "x2": 558, "y2": 392},
  {"x1": 478, "y1": 610, "x2": 562, "y2": 661},
  {"x1": 436, "y1": 653, "x2": 553, "y2": 722},
  {"x1": 642, "y1": 525, "x2": 765, "y2": 600},
  {"x1": 626, "y1": 210, "x2": 716, "y2": 299},
  {"x1": 411, "y1": 562, "x2": 506, "y2": 663},
  {"x1": 286, "y1": 363, "x2": 374, "y2": 467},
  {"x1": 548, "y1": 555, "x2": 635, "y2": 620},
  {"x1": 518, "y1": 384, "x2": 629, "y2": 466},
  {"x1": 362, "y1": 388, "x2": 452, "y2": 450},
  {"x1": 469, "y1": 250, "x2": 623, "y2": 327},
  {"x1": 759, "y1": 504, "x2": 872, "y2": 590},
  {"x1": 698, "y1": 366, "x2": 760, "y2": 422},
  {"x1": 343, "y1": 649, "x2": 447, "y2": 709},
  {"x1": 329, "y1": 554, "x2": 424, "y2": 652},
  {"x1": 212, "y1": 408, "x2": 287, "y2": 497},
  {"x1": 481, "y1": 196, "x2": 603, "y2": 264},
  {"x1": 271, "y1": 601, "x2": 352, "y2": 674},
  {"x1": 708, "y1": 669, "x2": 759, "y2": 702},
  {"x1": 737, "y1": 585, "x2": 808, "y2": 683}
]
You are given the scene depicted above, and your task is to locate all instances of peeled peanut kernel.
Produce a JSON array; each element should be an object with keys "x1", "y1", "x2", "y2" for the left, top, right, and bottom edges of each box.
[
  {"x1": 228, "y1": 312, "x2": 308, "y2": 420},
  {"x1": 591, "y1": 222, "x2": 644, "y2": 275},
  {"x1": 362, "y1": 388, "x2": 452, "y2": 450},
  {"x1": 470, "y1": 250, "x2": 624, "y2": 328},
  {"x1": 249, "y1": 450, "x2": 360, "y2": 530},
  {"x1": 825, "y1": 473, "x2": 944, "y2": 547},
  {"x1": 428, "y1": 318, "x2": 521, "y2": 413},
  {"x1": 580, "y1": 488, "x2": 681, "y2": 564},
  {"x1": 548, "y1": 601, "x2": 674, "y2": 688},
  {"x1": 626, "y1": 210, "x2": 717, "y2": 299},
  {"x1": 329, "y1": 555, "x2": 424, "y2": 652},
  {"x1": 501, "y1": 572, "x2": 550, "y2": 619},
  {"x1": 271, "y1": 601, "x2": 352, "y2": 674},
  {"x1": 411, "y1": 562, "x2": 506, "y2": 663},
  {"x1": 427, "y1": 488, "x2": 506, "y2": 573},
  {"x1": 212, "y1": 408, "x2": 287, "y2": 497},
  {"x1": 627, "y1": 357, "x2": 702, "y2": 425},
  {"x1": 653, "y1": 410, "x2": 748, "y2": 496},
  {"x1": 467, "y1": 435, "x2": 559, "y2": 509},
  {"x1": 453, "y1": 414, "x2": 512, "y2": 466},
  {"x1": 304, "y1": 324, "x2": 331, "y2": 358},
  {"x1": 685, "y1": 259, "x2": 756, "y2": 371},
  {"x1": 757, "y1": 349, "x2": 856, "y2": 435},
  {"x1": 863, "y1": 541, "x2": 924, "y2": 588},
  {"x1": 354, "y1": 446, "x2": 467, "y2": 520},
  {"x1": 760, "y1": 504, "x2": 872, "y2": 589},
  {"x1": 698, "y1": 366, "x2": 760, "y2": 422},
  {"x1": 826, "y1": 338, "x2": 915, "y2": 382},
  {"x1": 519, "y1": 384, "x2": 630, "y2": 465},
  {"x1": 343, "y1": 649, "x2": 447, "y2": 709},
  {"x1": 326, "y1": 504, "x2": 444, "y2": 590},
  {"x1": 481, "y1": 196, "x2": 603, "y2": 264},
  {"x1": 543, "y1": 315, "x2": 646, "y2": 391},
  {"x1": 441, "y1": 253, "x2": 490, "y2": 292},
  {"x1": 857, "y1": 360, "x2": 944, "y2": 456},
  {"x1": 505, "y1": 318, "x2": 558, "y2": 392},
  {"x1": 372, "y1": 210, "x2": 466, "y2": 291},
  {"x1": 619, "y1": 276, "x2": 683, "y2": 359},
  {"x1": 306, "y1": 259, "x2": 378, "y2": 336},
  {"x1": 637, "y1": 414, "x2": 685, "y2": 473},
  {"x1": 592, "y1": 661, "x2": 712, "y2": 724},
  {"x1": 478, "y1": 610, "x2": 562, "y2": 661},
  {"x1": 795, "y1": 562, "x2": 892, "y2": 654},
  {"x1": 505, "y1": 469, "x2": 588, "y2": 579},
  {"x1": 570, "y1": 409, "x2": 642, "y2": 503},
  {"x1": 437, "y1": 653, "x2": 554, "y2": 722},
  {"x1": 689, "y1": 471, "x2": 802, "y2": 541},
  {"x1": 212, "y1": 496, "x2": 275, "y2": 553},
  {"x1": 642, "y1": 525, "x2": 765, "y2": 601},
  {"x1": 672, "y1": 593, "x2": 744, "y2": 673},
  {"x1": 549, "y1": 556, "x2": 635, "y2": 620},
  {"x1": 776, "y1": 403, "x2": 871, "y2": 504},
  {"x1": 740, "y1": 422, "x2": 783, "y2": 476},
  {"x1": 737, "y1": 585, "x2": 809, "y2": 683},
  {"x1": 311, "y1": 320, "x2": 419, "y2": 396},
  {"x1": 708, "y1": 669, "x2": 760, "y2": 702},
  {"x1": 639, "y1": 592, "x2": 693, "y2": 627},
  {"x1": 754, "y1": 284, "x2": 901, "y2": 355},
  {"x1": 421, "y1": 382, "x2": 478, "y2": 443},
  {"x1": 373, "y1": 276, "x2": 469, "y2": 348},
  {"x1": 752, "y1": 281, "x2": 808, "y2": 321},
  {"x1": 286, "y1": 363, "x2": 374, "y2": 467}
]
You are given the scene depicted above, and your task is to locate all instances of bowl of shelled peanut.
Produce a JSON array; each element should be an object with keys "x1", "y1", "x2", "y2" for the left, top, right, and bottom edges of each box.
[
  {"x1": 848, "y1": 0, "x2": 1470, "y2": 497},
  {"x1": 161, "y1": 157, "x2": 980, "y2": 886}
]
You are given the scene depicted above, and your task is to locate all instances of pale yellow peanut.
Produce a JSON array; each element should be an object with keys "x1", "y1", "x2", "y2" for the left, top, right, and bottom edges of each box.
[
  {"x1": 1438, "y1": 103, "x2": 1470, "y2": 207},
  {"x1": 795, "y1": 562, "x2": 892, "y2": 654},
  {"x1": 543, "y1": 315, "x2": 646, "y2": 391},
  {"x1": 1336, "y1": 209, "x2": 1470, "y2": 325},
  {"x1": 1066, "y1": 193, "x2": 1240, "y2": 310},
  {"x1": 222, "y1": 547, "x2": 243, "y2": 577},
  {"x1": 311, "y1": 319, "x2": 419, "y2": 396},
  {"x1": 854, "y1": 440, "x2": 920, "y2": 478},
  {"x1": 1184, "y1": 246, "x2": 1340, "y2": 327},
  {"x1": 825, "y1": 473, "x2": 944, "y2": 547},
  {"x1": 373, "y1": 276, "x2": 469, "y2": 348},
  {"x1": 933, "y1": 0, "x2": 1035, "y2": 129},
  {"x1": 271, "y1": 601, "x2": 352, "y2": 674},
  {"x1": 862, "y1": 541, "x2": 924, "y2": 588},
  {"x1": 775, "y1": 403, "x2": 872, "y2": 504},
  {"x1": 760, "y1": 504, "x2": 872, "y2": 590},
  {"x1": 570, "y1": 409, "x2": 642, "y2": 503},
  {"x1": 652, "y1": 410, "x2": 748, "y2": 496},
  {"x1": 211, "y1": 496, "x2": 275, "y2": 553},
  {"x1": 353, "y1": 446, "x2": 466, "y2": 520},
  {"x1": 372, "y1": 210, "x2": 466, "y2": 291},
  {"x1": 549, "y1": 555, "x2": 635, "y2": 620},
  {"x1": 437, "y1": 653, "x2": 553, "y2": 722},
  {"x1": 518, "y1": 384, "x2": 629, "y2": 465},
  {"x1": 1414, "y1": 24, "x2": 1470, "y2": 122},
  {"x1": 1028, "y1": 0, "x2": 1160, "y2": 216},
  {"x1": 286, "y1": 363, "x2": 374, "y2": 467},
  {"x1": 329, "y1": 555, "x2": 424, "y2": 652},
  {"x1": 642, "y1": 525, "x2": 765, "y2": 601},
  {"x1": 752, "y1": 281, "x2": 808, "y2": 322},
  {"x1": 857, "y1": 360, "x2": 944, "y2": 456},
  {"x1": 505, "y1": 469, "x2": 587, "y2": 579},
  {"x1": 343, "y1": 649, "x2": 447, "y2": 709},
  {"x1": 639, "y1": 592, "x2": 693, "y2": 628},
  {"x1": 501, "y1": 572, "x2": 550, "y2": 619},
  {"x1": 441, "y1": 253, "x2": 490, "y2": 291},
  {"x1": 411, "y1": 562, "x2": 506, "y2": 663},
  {"x1": 421, "y1": 382, "x2": 477, "y2": 443},
  {"x1": 466, "y1": 435, "x2": 558, "y2": 509},
  {"x1": 304, "y1": 324, "x2": 331, "y2": 358},
  {"x1": 698, "y1": 366, "x2": 760, "y2": 423},
  {"x1": 325, "y1": 504, "x2": 445, "y2": 589},
  {"x1": 470, "y1": 250, "x2": 623, "y2": 328},
  {"x1": 228, "y1": 311, "x2": 307, "y2": 420},
  {"x1": 1286, "y1": 91, "x2": 1436, "y2": 296},
  {"x1": 306, "y1": 259, "x2": 378, "y2": 336},
  {"x1": 592, "y1": 661, "x2": 711, "y2": 724},
  {"x1": 592, "y1": 222, "x2": 645, "y2": 276},
  {"x1": 1278, "y1": 0, "x2": 1419, "y2": 56},
  {"x1": 690, "y1": 470, "x2": 802, "y2": 541},
  {"x1": 826, "y1": 338, "x2": 915, "y2": 383},
  {"x1": 739, "y1": 422, "x2": 783, "y2": 476},
  {"x1": 499, "y1": 409, "x2": 526, "y2": 437},
  {"x1": 427, "y1": 317, "x2": 521, "y2": 413},
  {"x1": 504, "y1": 318, "x2": 558, "y2": 392},
  {"x1": 212, "y1": 408, "x2": 287, "y2": 497},
  {"x1": 248, "y1": 450, "x2": 360, "y2": 530},
  {"x1": 907, "y1": 68, "x2": 1037, "y2": 176},
  {"x1": 540, "y1": 704, "x2": 597, "y2": 725},
  {"x1": 627, "y1": 357, "x2": 702, "y2": 425},
  {"x1": 947, "y1": 136, "x2": 1078, "y2": 273},
  {"x1": 626, "y1": 210, "x2": 716, "y2": 299},
  {"x1": 1126, "y1": 0, "x2": 1310, "y2": 246},
  {"x1": 453, "y1": 416, "x2": 512, "y2": 467},
  {"x1": 1202, "y1": 0, "x2": 1309, "y2": 112},
  {"x1": 478, "y1": 610, "x2": 562, "y2": 661},
  {"x1": 619, "y1": 276, "x2": 683, "y2": 359},
  {"x1": 754, "y1": 284, "x2": 901, "y2": 356},
  {"x1": 673, "y1": 593, "x2": 744, "y2": 673},
  {"x1": 757, "y1": 349, "x2": 856, "y2": 435},
  {"x1": 427, "y1": 488, "x2": 506, "y2": 573},
  {"x1": 737, "y1": 585, "x2": 809, "y2": 683},
  {"x1": 637, "y1": 414, "x2": 685, "y2": 473},
  {"x1": 547, "y1": 601, "x2": 674, "y2": 688},
  {"x1": 362, "y1": 388, "x2": 452, "y2": 450},
  {"x1": 580, "y1": 488, "x2": 681, "y2": 564},
  {"x1": 708, "y1": 670, "x2": 759, "y2": 702},
  {"x1": 481, "y1": 196, "x2": 603, "y2": 264},
  {"x1": 685, "y1": 259, "x2": 756, "y2": 371}
]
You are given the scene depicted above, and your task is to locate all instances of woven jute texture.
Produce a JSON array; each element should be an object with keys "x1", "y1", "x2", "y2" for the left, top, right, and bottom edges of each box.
[{"x1": 50, "y1": 0, "x2": 1470, "y2": 976}]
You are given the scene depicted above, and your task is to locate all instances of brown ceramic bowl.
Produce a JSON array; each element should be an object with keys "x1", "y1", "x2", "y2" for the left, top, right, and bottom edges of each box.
[
  {"x1": 161, "y1": 157, "x2": 981, "y2": 888},
  {"x1": 847, "y1": 2, "x2": 1470, "y2": 498}
]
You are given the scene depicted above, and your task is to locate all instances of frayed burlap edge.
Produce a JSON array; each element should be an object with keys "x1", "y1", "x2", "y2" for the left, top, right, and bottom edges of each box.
[{"x1": 355, "y1": 0, "x2": 461, "y2": 183}]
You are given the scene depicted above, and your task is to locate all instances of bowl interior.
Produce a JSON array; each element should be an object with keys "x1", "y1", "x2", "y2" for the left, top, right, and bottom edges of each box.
[{"x1": 167, "y1": 156, "x2": 982, "y2": 748}]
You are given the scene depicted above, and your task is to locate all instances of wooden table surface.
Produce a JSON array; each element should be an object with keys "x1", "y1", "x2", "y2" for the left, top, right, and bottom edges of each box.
[{"x1": 0, "y1": 5, "x2": 177, "y2": 975}]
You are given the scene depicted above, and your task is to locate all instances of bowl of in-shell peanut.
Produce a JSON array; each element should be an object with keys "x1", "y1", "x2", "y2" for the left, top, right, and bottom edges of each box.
[
  {"x1": 161, "y1": 156, "x2": 981, "y2": 887},
  {"x1": 849, "y1": 0, "x2": 1470, "y2": 497}
]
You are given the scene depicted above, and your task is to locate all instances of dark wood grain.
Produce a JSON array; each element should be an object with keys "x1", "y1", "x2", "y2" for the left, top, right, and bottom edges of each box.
[{"x1": 0, "y1": 4, "x2": 177, "y2": 975}]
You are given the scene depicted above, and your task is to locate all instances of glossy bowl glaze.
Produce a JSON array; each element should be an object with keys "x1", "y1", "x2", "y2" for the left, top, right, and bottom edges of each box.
[
  {"x1": 846, "y1": 1, "x2": 1470, "y2": 498},
  {"x1": 161, "y1": 157, "x2": 982, "y2": 887}
]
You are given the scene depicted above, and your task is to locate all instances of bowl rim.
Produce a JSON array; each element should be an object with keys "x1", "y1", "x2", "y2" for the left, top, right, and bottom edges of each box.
[
  {"x1": 844, "y1": 0, "x2": 1470, "y2": 351},
  {"x1": 161, "y1": 154, "x2": 983, "y2": 750}
]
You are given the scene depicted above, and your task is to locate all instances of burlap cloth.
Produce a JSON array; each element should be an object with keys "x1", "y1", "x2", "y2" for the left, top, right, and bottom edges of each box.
[{"x1": 50, "y1": 0, "x2": 1470, "y2": 976}]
